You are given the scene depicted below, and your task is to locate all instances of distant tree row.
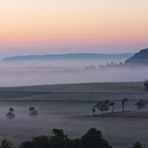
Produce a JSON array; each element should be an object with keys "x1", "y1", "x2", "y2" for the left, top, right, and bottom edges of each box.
[
  {"x1": 0, "y1": 128, "x2": 145, "y2": 148},
  {"x1": 92, "y1": 98, "x2": 148, "y2": 115},
  {"x1": 84, "y1": 62, "x2": 126, "y2": 71}
]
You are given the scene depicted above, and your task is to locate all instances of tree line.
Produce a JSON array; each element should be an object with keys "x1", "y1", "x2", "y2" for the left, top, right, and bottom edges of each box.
[
  {"x1": 91, "y1": 81, "x2": 148, "y2": 115},
  {"x1": 0, "y1": 128, "x2": 145, "y2": 148},
  {"x1": 92, "y1": 98, "x2": 148, "y2": 115}
]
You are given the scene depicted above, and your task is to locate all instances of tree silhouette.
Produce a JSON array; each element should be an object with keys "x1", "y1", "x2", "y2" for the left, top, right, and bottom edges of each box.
[
  {"x1": 101, "y1": 100, "x2": 110, "y2": 113},
  {"x1": 32, "y1": 136, "x2": 49, "y2": 148},
  {"x1": 135, "y1": 99, "x2": 147, "y2": 110},
  {"x1": 49, "y1": 129, "x2": 68, "y2": 148},
  {"x1": 95, "y1": 100, "x2": 110, "y2": 115},
  {"x1": 29, "y1": 107, "x2": 35, "y2": 112},
  {"x1": 81, "y1": 128, "x2": 112, "y2": 148},
  {"x1": 9, "y1": 107, "x2": 14, "y2": 112},
  {"x1": 20, "y1": 141, "x2": 34, "y2": 148},
  {"x1": 92, "y1": 108, "x2": 96, "y2": 115},
  {"x1": 18, "y1": 128, "x2": 112, "y2": 148},
  {"x1": 0, "y1": 139, "x2": 12, "y2": 148},
  {"x1": 52, "y1": 129, "x2": 67, "y2": 139},
  {"x1": 109, "y1": 102, "x2": 115, "y2": 113},
  {"x1": 29, "y1": 106, "x2": 38, "y2": 117},
  {"x1": 6, "y1": 107, "x2": 15, "y2": 119},
  {"x1": 121, "y1": 98, "x2": 128, "y2": 112},
  {"x1": 0, "y1": 129, "x2": 147, "y2": 148},
  {"x1": 144, "y1": 80, "x2": 148, "y2": 91},
  {"x1": 95, "y1": 101, "x2": 104, "y2": 114}
]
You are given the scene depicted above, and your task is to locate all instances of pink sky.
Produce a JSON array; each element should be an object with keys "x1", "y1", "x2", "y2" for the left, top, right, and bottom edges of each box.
[{"x1": 0, "y1": 0, "x2": 148, "y2": 56}]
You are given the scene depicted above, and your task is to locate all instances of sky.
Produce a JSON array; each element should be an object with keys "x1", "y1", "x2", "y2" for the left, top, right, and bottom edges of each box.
[{"x1": 0, "y1": 0, "x2": 148, "y2": 56}]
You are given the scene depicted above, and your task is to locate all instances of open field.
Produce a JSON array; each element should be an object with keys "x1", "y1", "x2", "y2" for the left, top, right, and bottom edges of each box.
[
  {"x1": 0, "y1": 82, "x2": 147, "y2": 102},
  {"x1": 0, "y1": 82, "x2": 148, "y2": 148}
]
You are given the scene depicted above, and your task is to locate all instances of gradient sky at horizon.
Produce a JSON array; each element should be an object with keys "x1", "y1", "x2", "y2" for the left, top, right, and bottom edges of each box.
[{"x1": 0, "y1": 0, "x2": 148, "y2": 56}]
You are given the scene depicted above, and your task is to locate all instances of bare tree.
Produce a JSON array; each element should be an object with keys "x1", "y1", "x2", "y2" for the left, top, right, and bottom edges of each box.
[
  {"x1": 109, "y1": 102, "x2": 115, "y2": 113},
  {"x1": 135, "y1": 99, "x2": 147, "y2": 110},
  {"x1": 92, "y1": 108, "x2": 96, "y2": 115},
  {"x1": 121, "y1": 98, "x2": 128, "y2": 112},
  {"x1": 144, "y1": 80, "x2": 148, "y2": 91}
]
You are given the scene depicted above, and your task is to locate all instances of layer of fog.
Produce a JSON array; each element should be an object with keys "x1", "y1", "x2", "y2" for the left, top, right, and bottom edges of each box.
[
  {"x1": 0, "y1": 59, "x2": 147, "y2": 86},
  {"x1": 0, "y1": 101, "x2": 148, "y2": 148}
]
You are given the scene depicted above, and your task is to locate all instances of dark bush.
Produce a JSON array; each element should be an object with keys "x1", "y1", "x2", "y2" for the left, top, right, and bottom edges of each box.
[
  {"x1": 0, "y1": 139, "x2": 12, "y2": 148},
  {"x1": 81, "y1": 128, "x2": 112, "y2": 148},
  {"x1": 19, "y1": 141, "x2": 34, "y2": 148}
]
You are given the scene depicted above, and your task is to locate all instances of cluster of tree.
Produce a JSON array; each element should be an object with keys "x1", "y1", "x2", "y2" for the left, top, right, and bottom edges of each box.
[
  {"x1": 135, "y1": 99, "x2": 148, "y2": 109},
  {"x1": 84, "y1": 62, "x2": 125, "y2": 71},
  {"x1": 99, "y1": 62, "x2": 125, "y2": 68},
  {"x1": 92, "y1": 98, "x2": 129, "y2": 115},
  {"x1": 0, "y1": 128, "x2": 145, "y2": 148},
  {"x1": 92, "y1": 98, "x2": 148, "y2": 115},
  {"x1": 92, "y1": 100, "x2": 114, "y2": 115}
]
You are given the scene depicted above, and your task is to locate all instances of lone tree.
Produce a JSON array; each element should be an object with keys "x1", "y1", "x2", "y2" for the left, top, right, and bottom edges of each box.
[
  {"x1": 9, "y1": 107, "x2": 14, "y2": 112},
  {"x1": 92, "y1": 108, "x2": 96, "y2": 115},
  {"x1": 109, "y1": 102, "x2": 115, "y2": 113},
  {"x1": 144, "y1": 80, "x2": 148, "y2": 91},
  {"x1": 121, "y1": 98, "x2": 128, "y2": 112}
]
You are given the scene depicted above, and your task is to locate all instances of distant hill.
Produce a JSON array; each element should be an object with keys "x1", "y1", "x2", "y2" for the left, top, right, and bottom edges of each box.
[
  {"x1": 2, "y1": 53, "x2": 134, "y2": 61},
  {"x1": 125, "y1": 48, "x2": 148, "y2": 65}
]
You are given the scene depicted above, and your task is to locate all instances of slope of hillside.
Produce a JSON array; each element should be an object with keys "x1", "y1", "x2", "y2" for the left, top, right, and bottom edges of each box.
[
  {"x1": 126, "y1": 48, "x2": 148, "y2": 64},
  {"x1": 2, "y1": 53, "x2": 134, "y2": 61}
]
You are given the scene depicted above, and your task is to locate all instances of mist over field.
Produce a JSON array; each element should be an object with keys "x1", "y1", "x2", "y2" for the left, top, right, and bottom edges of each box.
[
  {"x1": 0, "y1": 58, "x2": 147, "y2": 86},
  {"x1": 0, "y1": 56, "x2": 148, "y2": 148},
  {"x1": 0, "y1": 0, "x2": 148, "y2": 147}
]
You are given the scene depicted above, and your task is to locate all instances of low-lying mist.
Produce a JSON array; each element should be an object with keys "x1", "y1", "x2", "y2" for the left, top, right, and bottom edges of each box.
[{"x1": 0, "y1": 60, "x2": 147, "y2": 87}]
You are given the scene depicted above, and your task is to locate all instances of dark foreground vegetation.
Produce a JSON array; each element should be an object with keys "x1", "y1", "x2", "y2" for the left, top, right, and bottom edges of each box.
[{"x1": 0, "y1": 128, "x2": 145, "y2": 148}]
